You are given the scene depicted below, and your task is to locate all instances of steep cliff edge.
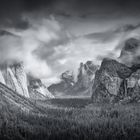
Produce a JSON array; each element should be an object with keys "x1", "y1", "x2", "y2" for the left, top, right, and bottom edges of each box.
[
  {"x1": 92, "y1": 38, "x2": 140, "y2": 103},
  {"x1": 91, "y1": 58, "x2": 132, "y2": 103},
  {"x1": 0, "y1": 63, "x2": 30, "y2": 98},
  {"x1": 0, "y1": 63, "x2": 54, "y2": 99}
]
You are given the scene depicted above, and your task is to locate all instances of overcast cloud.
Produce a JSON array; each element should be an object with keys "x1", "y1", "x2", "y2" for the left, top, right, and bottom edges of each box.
[{"x1": 0, "y1": 0, "x2": 140, "y2": 86}]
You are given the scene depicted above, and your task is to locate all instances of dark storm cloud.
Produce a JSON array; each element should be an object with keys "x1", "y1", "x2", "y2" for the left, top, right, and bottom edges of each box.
[
  {"x1": 23, "y1": 0, "x2": 56, "y2": 11},
  {"x1": 115, "y1": 23, "x2": 140, "y2": 33},
  {"x1": 1, "y1": 0, "x2": 140, "y2": 23},
  {"x1": 53, "y1": 0, "x2": 140, "y2": 19},
  {"x1": 1, "y1": 0, "x2": 140, "y2": 85},
  {"x1": 0, "y1": 0, "x2": 56, "y2": 28},
  {"x1": 55, "y1": 11, "x2": 72, "y2": 18},
  {"x1": 33, "y1": 21, "x2": 140, "y2": 67},
  {"x1": 84, "y1": 23, "x2": 140, "y2": 43}
]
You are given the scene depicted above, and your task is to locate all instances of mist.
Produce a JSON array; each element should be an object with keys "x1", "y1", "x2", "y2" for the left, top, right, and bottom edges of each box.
[
  {"x1": 0, "y1": 15, "x2": 62, "y2": 79},
  {"x1": 1, "y1": 0, "x2": 140, "y2": 86}
]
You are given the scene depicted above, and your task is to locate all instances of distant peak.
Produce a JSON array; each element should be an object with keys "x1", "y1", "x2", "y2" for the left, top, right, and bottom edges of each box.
[{"x1": 124, "y1": 38, "x2": 140, "y2": 51}]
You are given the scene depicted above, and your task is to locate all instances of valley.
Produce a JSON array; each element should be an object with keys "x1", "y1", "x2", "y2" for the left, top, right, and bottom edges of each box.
[
  {"x1": 0, "y1": 19, "x2": 140, "y2": 140},
  {"x1": 0, "y1": 97, "x2": 140, "y2": 140}
]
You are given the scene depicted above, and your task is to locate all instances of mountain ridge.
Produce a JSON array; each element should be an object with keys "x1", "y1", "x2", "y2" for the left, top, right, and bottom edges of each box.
[{"x1": 0, "y1": 81, "x2": 46, "y2": 113}]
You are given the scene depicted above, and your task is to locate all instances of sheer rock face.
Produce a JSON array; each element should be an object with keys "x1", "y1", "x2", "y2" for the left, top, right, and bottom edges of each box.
[
  {"x1": 0, "y1": 70, "x2": 6, "y2": 84},
  {"x1": 73, "y1": 61, "x2": 99, "y2": 96},
  {"x1": 11, "y1": 63, "x2": 29, "y2": 98},
  {"x1": 76, "y1": 61, "x2": 99, "y2": 89},
  {"x1": 92, "y1": 38, "x2": 140, "y2": 103},
  {"x1": 119, "y1": 38, "x2": 140, "y2": 102},
  {"x1": 28, "y1": 77, "x2": 54, "y2": 99},
  {"x1": 127, "y1": 70, "x2": 140, "y2": 88},
  {"x1": 0, "y1": 63, "x2": 30, "y2": 98},
  {"x1": 0, "y1": 63, "x2": 55, "y2": 99},
  {"x1": 91, "y1": 58, "x2": 133, "y2": 103},
  {"x1": 126, "y1": 70, "x2": 140, "y2": 101}
]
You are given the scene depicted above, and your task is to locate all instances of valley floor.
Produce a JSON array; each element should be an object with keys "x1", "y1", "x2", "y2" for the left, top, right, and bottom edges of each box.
[{"x1": 0, "y1": 98, "x2": 140, "y2": 140}]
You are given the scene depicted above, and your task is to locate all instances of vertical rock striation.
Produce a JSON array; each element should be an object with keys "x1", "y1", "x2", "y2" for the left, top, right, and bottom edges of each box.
[{"x1": 0, "y1": 63, "x2": 30, "y2": 98}]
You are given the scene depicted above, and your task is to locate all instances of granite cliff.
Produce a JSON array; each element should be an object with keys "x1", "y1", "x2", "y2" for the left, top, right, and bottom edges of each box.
[
  {"x1": 92, "y1": 38, "x2": 140, "y2": 103},
  {"x1": 0, "y1": 63, "x2": 54, "y2": 99}
]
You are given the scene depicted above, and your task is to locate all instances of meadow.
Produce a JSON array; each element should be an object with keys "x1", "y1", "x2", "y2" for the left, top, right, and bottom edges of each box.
[{"x1": 0, "y1": 98, "x2": 140, "y2": 140}]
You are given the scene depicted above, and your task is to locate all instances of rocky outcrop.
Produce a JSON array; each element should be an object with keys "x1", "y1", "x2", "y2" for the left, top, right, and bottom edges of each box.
[
  {"x1": 73, "y1": 61, "x2": 99, "y2": 96},
  {"x1": 61, "y1": 70, "x2": 75, "y2": 86},
  {"x1": 91, "y1": 58, "x2": 140, "y2": 103},
  {"x1": 126, "y1": 70, "x2": 140, "y2": 102},
  {"x1": 11, "y1": 63, "x2": 29, "y2": 97},
  {"x1": 48, "y1": 61, "x2": 99, "y2": 97},
  {"x1": 0, "y1": 63, "x2": 55, "y2": 99},
  {"x1": 28, "y1": 76, "x2": 54, "y2": 100},
  {"x1": 76, "y1": 61, "x2": 99, "y2": 89},
  {"x1": 92, "y1": 38, "x2": 140, "y2": 103},
  {"x1": 0, "y1": 63, "x2": 30, "y2": 98},
  {"x1": 119, "y1": 38, "x2": 140, "y2": 102}
]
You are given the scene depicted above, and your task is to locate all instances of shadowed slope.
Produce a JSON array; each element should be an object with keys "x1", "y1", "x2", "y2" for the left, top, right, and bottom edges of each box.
[{"x1": 0, "y1": 82, "x2": 46, "y2": 113}]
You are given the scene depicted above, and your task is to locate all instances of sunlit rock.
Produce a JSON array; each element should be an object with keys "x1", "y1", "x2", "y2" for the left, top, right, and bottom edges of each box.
[
  {"x1": 28, "y1": 77, "x2": 54, "y2": 99},
  {"x1": 1, "y1": 63, "x2": 30, "y2": 98}
]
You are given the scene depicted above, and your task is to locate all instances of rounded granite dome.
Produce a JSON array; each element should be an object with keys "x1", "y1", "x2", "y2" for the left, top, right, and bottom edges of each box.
[
  {"x1": 120, "y1": 38, "x2": 140, "y2": 57},
  {"x1": 119, "y1": 38, "x2": 140, "y2": 66},
  {"x1": 124, "y1": 38, "x2": 140, "y2": 51}
]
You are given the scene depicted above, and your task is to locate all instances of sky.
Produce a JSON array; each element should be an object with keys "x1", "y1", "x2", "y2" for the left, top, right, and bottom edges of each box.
[{"x1": 1, "y1": 0, "x2": 140, "y2": 86}]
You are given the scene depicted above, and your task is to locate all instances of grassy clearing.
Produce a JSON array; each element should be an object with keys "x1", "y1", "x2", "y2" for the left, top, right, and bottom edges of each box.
[{"x1": 0, "y1": 98, "x2": 140, "y2": 140}]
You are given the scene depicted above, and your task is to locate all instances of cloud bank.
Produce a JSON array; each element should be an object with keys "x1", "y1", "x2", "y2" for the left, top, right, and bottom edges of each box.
[
  {"x1": 1, "y1": 0, "x2": 140, "y2": 86},
  {"x1": 0, "y1": 16, "x2": 62, "y2": 80}
]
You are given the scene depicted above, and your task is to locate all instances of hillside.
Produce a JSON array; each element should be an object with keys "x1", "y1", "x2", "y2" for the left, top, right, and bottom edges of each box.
[
  {"x1": 0, "y1": 82, "x2": 45, "y2": 114},
  {"x1": 0, "y1": 97, "x2": 140, "y2": 140}
]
